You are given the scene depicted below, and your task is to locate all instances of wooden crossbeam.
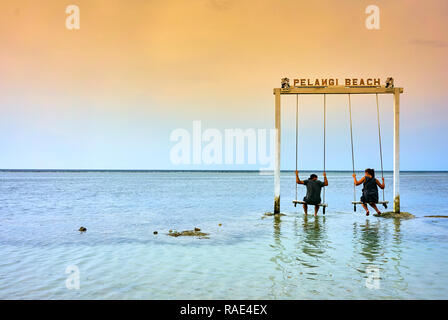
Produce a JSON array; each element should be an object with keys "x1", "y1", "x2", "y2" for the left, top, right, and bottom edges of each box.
[
  {"x1": 293, "y1": 200, "x2": 328, "y2": 207},
  {"x1": 351, "y1": 201, "x2": 389, "y2": 205},
  {"x1": 275, "y1": 86, "x2": 403, "y2": 95}
]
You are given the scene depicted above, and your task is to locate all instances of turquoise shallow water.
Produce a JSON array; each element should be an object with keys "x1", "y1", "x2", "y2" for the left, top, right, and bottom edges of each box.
[{"x1": 0, "y1": 171, "x2": 447, "y2": 299}]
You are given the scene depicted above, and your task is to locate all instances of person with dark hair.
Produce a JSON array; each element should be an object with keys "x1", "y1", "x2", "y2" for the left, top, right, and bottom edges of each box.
[
  {"x1": 353, "y1": 168, "x2": 385, "y2": 216},
  {"x1": 295, "y1": 171, "x2": 328, "y2": 216}
]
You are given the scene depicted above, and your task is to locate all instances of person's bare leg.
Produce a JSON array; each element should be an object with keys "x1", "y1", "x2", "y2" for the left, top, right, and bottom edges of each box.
[
  {"x1": 303, "y1": 204, "x2": 308, "y2": 215},
  {"x1": 370, "y1": 203, "x2": 381, "y2": 215},
  {"x1": 361, "y1": 203, "x2": 370, "y2": 216},
  {"x1": 314, "y1": 205, "x2": 319, "y2": 216}
]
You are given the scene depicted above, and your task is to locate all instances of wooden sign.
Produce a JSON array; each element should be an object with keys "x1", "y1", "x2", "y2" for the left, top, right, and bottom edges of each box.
[{"x1": 293, "y1": 78, "x2": 381, "y2": 87}]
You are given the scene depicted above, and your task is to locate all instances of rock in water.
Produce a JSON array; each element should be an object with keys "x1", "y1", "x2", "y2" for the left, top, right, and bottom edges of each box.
[
  {"x1": 374, "y1": 212, "x2": 415, "y2": 219},
  {"x1": 167, "y1": 229, "x2": 209, "y2": 239},
  {"x1": 262, "y1": 212, "x2": 286, "y2": 219}
]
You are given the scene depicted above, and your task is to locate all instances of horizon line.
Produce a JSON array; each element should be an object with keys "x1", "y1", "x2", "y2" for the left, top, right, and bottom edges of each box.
[{"x1": 1, "y1": 169, "x2": 447, "y2": 173}]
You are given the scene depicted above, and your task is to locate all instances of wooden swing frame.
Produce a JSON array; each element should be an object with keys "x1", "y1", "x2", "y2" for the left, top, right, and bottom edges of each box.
[{"x1": 273, "y1": 84, "x2": 403, "y2": 214}]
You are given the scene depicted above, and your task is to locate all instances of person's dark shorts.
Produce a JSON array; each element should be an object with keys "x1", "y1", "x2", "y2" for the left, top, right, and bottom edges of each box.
[{"x1": 303, "y1": 197, "x2": 320, "y2": 206}]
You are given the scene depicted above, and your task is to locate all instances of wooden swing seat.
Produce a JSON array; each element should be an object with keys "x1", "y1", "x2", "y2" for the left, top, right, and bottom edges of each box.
[
  {"x1": 293, "y1": 200, "x2": 328, "y2": 207},
  {"x1": 352, "y1": 201, "x2": 389, "y2": 205}
]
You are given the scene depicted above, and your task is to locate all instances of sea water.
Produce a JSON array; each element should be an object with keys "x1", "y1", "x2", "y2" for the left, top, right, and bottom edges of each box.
[{"x1": 0, "y1": 171, "x2": 447, "y2": 299}]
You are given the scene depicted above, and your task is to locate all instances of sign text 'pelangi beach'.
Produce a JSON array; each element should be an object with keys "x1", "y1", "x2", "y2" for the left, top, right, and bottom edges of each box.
[{"x1": 293, "y1": 78, "x2": 381, "y2": 87}]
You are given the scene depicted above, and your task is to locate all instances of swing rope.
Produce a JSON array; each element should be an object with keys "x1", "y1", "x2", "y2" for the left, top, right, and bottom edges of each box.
[
  {"x1": 349, "y1": 94, "x2": 387, "y2": 211},
  {"x1": 295, "y1": 94, "x2": 299, "y2": 201},
  {"x1": 348, "y1": 94, "x2": 356, "y2": 211},
  {"x1": 293, "y1": 94, "x2": 327, "y2": 211},
  {"x1": 323, "y1": 94, "x2": 326, "y2": 214},
  {"x1": 323, "y1": 95, "x2": 326, "y2": 202},
  {"x1": 376, "y1": 93, "x2": 386, "y2": 203}
]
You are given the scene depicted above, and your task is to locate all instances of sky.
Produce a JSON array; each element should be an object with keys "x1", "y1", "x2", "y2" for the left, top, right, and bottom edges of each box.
[{"x1": 0, "y1": 0, "x2": 447, "y2": 170}]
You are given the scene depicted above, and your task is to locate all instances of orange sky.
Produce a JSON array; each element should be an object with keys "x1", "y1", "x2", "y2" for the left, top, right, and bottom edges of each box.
[{"x1": 0, "y1": 0, "x2": 447, "y2": 169}]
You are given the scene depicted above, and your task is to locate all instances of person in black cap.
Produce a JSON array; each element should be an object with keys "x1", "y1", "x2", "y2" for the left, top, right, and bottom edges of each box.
[{"x1": 295, "y1": 171, "x2": 328, "y2": 216}]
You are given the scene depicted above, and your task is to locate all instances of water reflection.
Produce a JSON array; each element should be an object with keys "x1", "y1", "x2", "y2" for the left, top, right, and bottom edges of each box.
[
  {"x1": 269, "y1": 213, "x2": 333, "y2": 297},
  {"x1": 268, "y1": 212, "x2": 414, "y2": 298},
  {"x1": 391, "y1": 218, "x2": 407, "y2": 291},
  {"x1": 351, "y1": 218, "x2": 409, "y2": 293},
  {"x1": 353, "y1": 220, "x2": 383, "y2": 265},
  {"x1": 300, "y1": 215, "x2": 327, "y2": 259},
  {"x1": 268, "y1": 214, "x2": 292, "y2": 298}
]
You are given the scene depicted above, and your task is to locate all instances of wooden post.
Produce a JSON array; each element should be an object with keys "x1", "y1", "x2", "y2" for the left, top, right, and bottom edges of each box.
[
  {"x1": 274, "y1": 89, "x2": 281, "y2": 214},
  {"x1": 393, "y1": 88, "x2": 400, "y2": 213}
]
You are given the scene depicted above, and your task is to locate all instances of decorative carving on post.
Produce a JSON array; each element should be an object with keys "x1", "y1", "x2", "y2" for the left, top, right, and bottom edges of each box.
[
  {"x1": 385, "y1": 77, "x2": 394, "y2": 88},
  {"x1": 281, "y1": 78, "x2": 290, "y2": 90}
]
